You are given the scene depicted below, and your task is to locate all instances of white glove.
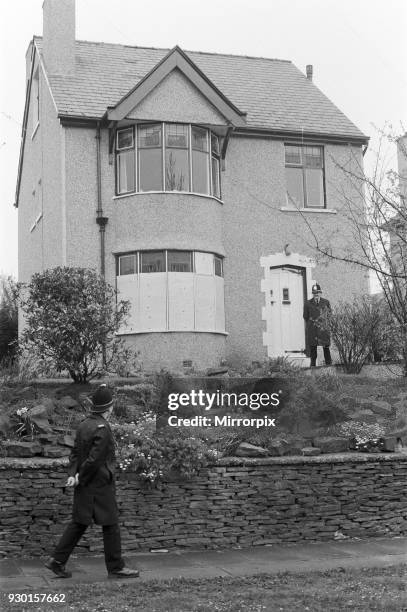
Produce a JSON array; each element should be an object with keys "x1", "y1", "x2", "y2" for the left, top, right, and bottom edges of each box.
[{"x1": 66, "y1": 473, "x2": 79, "y2": 487}]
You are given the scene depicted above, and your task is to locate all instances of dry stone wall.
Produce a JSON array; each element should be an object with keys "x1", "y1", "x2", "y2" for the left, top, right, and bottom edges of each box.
[{"x1": 0, "y1": 454, "x2": 406, "y2": 557}]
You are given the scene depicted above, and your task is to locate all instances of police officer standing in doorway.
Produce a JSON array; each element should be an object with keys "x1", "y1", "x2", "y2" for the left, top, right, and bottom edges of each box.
[
  {"x1": 303, "y1": 283, "x2": 332, "y2": 367},
  {"x1": 45, "y1": 385, "x2": 139, "y2": 579}
]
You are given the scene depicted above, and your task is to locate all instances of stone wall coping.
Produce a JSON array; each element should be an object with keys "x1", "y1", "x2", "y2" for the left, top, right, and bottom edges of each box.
[
  {"x1": 216, "y1": 452, "x2": 407, "y2": 466},
  {"x1": 1, "y1": 452, "x2": 407, "y2": 470}
]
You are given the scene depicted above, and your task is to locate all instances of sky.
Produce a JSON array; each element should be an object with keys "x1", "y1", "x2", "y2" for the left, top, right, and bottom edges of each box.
[{"x1": 1, "y1": 0, "x2": 406, "y2": 279}]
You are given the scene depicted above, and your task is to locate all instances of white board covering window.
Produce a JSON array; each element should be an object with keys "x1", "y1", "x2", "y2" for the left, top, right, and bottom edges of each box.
[
  {"x1": 116, "y1": 273, "x2": 139, "y2": 332},
  {"x1": 195, "y1": 275, "x2": 216, "y2": 331},
  {"x1": 139, "y1": 273, "x2": 167, "y2": 331},
  {"x1": 116, "y1": 250, "x2": 225, "y2": 333},
  {"x1": 168, "y1": 273, "x2": 195, "y2": 330}
]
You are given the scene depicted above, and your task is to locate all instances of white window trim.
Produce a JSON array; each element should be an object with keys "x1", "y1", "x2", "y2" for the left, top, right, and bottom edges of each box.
[
  {"x1": 112, "y1": 190, "x2": 224, "y2": 204},
  {"x1": 285, "y1": 143, "x2": 326, "y2": 209}
]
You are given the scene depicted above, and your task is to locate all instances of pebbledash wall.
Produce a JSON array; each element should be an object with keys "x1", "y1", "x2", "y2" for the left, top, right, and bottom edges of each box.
[
  {"x1": 19, "y1": 48, "x2": 370, "y2": 371},
  {"x1": 1, "y1": 454, "x2": 406, "y2": 557}
]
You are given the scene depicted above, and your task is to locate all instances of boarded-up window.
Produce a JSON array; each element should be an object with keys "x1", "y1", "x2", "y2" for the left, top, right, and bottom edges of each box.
[
  {"x1": 139, "y1": 273, "x2": 167, "y2": 330},
  {"x1": 116, "y1": 274, "x2": 139, "y2": 332},
  {"x1": 116, "y1": 251, "x2": 225, "y2": 333},
  {"x1": 195, "y1": 275, "x2": 216, "y2": 331},
  {"x1": 168, "y1": 273, "x2": 194, "y2": 330},
  {"x1": 215, "y1": 276, "x2": 225, "y2": 331}
]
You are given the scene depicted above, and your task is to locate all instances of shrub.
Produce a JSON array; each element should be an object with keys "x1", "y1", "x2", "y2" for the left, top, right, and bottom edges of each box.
[
  {"x1": 115, "y1": 417, "x2": 218, "y2": 483},
  {"x1": 366, "y1": 297, "x2": 401, "y2": 363},
  {"x1": 0, "y1": 276, "x2": 18, "y2": 363},
  {"x1": 322, "y1": 295, "x2": 389, "y2": 374},
  {"x1": 19, "y1": 267, "x2": 136, "y2": 383},
  {"x1": 278, "y1": 371, "x2": 347, "y2": 434}
]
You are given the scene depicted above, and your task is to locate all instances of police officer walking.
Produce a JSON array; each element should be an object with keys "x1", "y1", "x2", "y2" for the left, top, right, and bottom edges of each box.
[
  {"x1": 45, "y1": 385, "x2": 139, "y2": 579},
  {"x1": 303, "y1": 283, "x2": 332, "y2": 367}
]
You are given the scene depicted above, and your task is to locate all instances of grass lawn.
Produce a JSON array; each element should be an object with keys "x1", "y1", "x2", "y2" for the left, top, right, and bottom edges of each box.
[{"x1": 2, "y1": 565, "x2": 406, "y2": 612}]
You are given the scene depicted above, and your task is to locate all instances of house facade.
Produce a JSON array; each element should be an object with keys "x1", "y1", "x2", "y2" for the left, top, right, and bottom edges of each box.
[{"x1": 16, "y1": 0, "x2": 369, "y2": 371}]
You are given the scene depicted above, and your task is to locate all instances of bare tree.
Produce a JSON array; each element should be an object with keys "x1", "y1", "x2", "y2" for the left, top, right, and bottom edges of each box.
[{"x1": 295, "y1": 128, "x2": 407, "y2": 373}]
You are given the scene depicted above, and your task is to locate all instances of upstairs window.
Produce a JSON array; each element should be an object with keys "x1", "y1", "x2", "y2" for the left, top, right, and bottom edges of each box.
[
  {"x1": 211, "y1": 134, "x2": 221, "y2": 199},
  {"x1": 192, "y1": 127, "x2": 209, "y2": 194},
  {"x1": 285, "y1": 144, "x2": 325, "y2": 208},
  {"x1": 138, "y1": 124, "x2": 163, "y2": 191},
  {"x1": 115, "y1": 123, "x2": 221, "y2": 198},
  {"x1": 165, "y1": 124, "x2": 189, "y2": 191},
  {"x1": 117, "y1": 128, "x2": 135, "y2": 194}
]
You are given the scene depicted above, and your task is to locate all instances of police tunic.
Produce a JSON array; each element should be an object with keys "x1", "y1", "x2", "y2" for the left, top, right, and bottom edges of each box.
[
  {"x1": 68, "y1": 414, "x2": 119, "y2": 526},
  {"x1": 303, "y1": 297, "x2": 331, "y2": 347}
]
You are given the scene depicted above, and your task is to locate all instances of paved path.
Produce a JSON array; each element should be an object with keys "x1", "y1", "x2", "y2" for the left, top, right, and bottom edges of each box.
[{"x1": 0, "y1": 537, "x2": 406, "y2": 590}]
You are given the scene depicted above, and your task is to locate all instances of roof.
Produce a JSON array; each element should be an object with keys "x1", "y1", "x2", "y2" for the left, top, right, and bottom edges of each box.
[{"x1": 33, "y1": 37, "x2": 367, "y2": 141}]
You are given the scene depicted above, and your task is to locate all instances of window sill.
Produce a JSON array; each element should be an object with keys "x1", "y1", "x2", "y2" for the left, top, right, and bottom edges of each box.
[
  {"x1": 280, "y1": 206, "x2": 337, "y2": 214},
  {"x1": 117, "y1": 329, "x2": 228, "y2": 336},
  {"x1": 31, "y1": 122, "x2": 40, "y2": 140},
  {"x1": 113, "y1": 191, "x2": 224, "y2": 205}
]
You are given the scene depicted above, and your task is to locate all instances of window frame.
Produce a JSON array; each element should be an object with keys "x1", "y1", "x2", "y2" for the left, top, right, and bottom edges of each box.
[
  {"x1": 117, "y1": 250, "x2": 225, "y2": 277},
  {"x1": 285, "y1": 144, "x2": 326, "y2": 209},
  {"x1": 115, "y1": 123, "x2": 222, "y2": 199},
  {"x1": 116, "y1": 250, "x2": 225, "y2": 333},
  {"x1": 118, "y1": 253, "x2": 137, "y2": 276}
]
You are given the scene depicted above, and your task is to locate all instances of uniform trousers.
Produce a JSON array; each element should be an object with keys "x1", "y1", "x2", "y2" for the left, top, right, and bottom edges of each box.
[
  {"x1": 53, "y1": 521, "x2": 124, "y2": 572},
  {"x1": 310, "y1": 345, "x2": 332, "y2": 367}
]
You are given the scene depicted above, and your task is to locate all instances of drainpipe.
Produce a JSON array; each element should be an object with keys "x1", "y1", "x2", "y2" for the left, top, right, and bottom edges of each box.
[{"x1": 95, "y1": 122, "x2": 108, "y2": 276}]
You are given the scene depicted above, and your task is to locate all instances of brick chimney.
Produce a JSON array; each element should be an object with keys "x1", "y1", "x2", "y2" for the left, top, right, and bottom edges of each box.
[
  {"x1": 306, "y1": 65, "x2": 313, "y2": 81},
  {"x1": 42, "y1": 0, "x2": 75, "y2": 75}
]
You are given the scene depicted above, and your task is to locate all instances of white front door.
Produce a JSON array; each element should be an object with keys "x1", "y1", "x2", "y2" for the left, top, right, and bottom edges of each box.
[{"x1": 267, "y1": 266, "x2": 306, "y2": 355}]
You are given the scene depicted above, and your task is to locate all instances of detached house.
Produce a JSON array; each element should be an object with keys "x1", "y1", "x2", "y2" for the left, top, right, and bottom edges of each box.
[{"x1": 16, "y1": 0, "x2": 369, "y2": 371}]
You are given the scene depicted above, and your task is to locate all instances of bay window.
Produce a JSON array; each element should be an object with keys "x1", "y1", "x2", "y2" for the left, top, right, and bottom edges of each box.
[
  {"x1": 117, "y1": 128, "x2": 135, "y2": 194},
  {"x1": 165, "y1": 124, "x2": 189, "y2": 191},
  {"x1": 116, "y1": 250, "x2": 225, "y2": 333},
  {"x1": 138, "y1": 124, "x2": 163, "y2": 191},
  {"x1": 115, "y1": 123, "x2": 221, "y2": 198},
  {"x1": 192, "y1": 127, "x2": 210, "y2": 194},
  {"x1": 211, "y1": 133, "x2": 221, "y2": 199},
  {"x1": 285, "y1": 144, "x2": 325, "y2": 208}
]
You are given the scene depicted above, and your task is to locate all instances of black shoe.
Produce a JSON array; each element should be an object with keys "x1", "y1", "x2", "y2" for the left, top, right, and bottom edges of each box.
[
  {"x1": 108, "y1": 567, "x2": 140, "y2": 579},
  {"x1": 44, "y1": 558, "x2": 72, "y2": 578}
]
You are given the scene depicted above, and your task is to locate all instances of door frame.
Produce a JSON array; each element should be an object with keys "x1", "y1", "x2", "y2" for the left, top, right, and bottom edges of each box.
[{"x1": 261, "y1": 251, "x2": 316, "y2": 357}]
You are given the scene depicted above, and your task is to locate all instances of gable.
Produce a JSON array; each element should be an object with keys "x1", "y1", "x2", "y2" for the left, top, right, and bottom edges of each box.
[
  {"x1": 127, "y1": 69, "x2": 227, "y2": 125},
  {"x1": 107, "y1": 46, "x2": 246, "y2": 128}
]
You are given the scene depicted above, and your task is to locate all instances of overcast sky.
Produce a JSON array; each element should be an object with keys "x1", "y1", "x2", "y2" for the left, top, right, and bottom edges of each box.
[{"x1": 1, "y1": 0, "x2": 406, "y2": 278}]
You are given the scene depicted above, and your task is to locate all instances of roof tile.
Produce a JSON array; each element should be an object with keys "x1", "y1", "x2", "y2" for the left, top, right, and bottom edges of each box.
[{"x1": 34, "y1": 37, "x2": 366, "y2": 140}]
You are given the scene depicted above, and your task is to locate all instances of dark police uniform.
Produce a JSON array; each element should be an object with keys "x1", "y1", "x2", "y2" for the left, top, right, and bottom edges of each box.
[
  {"x1": 46, "y1": 382, "x2": 144, "y2": 579},
  {"x1": 303, "y1": 295, "x2": 332, "y2": 366},
  {"x1": 52, "y1": 411, "x2": 124, "y2": 574},
  {"x1": 68, "y1": 413, "x2": 118, "y2": 526}
]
